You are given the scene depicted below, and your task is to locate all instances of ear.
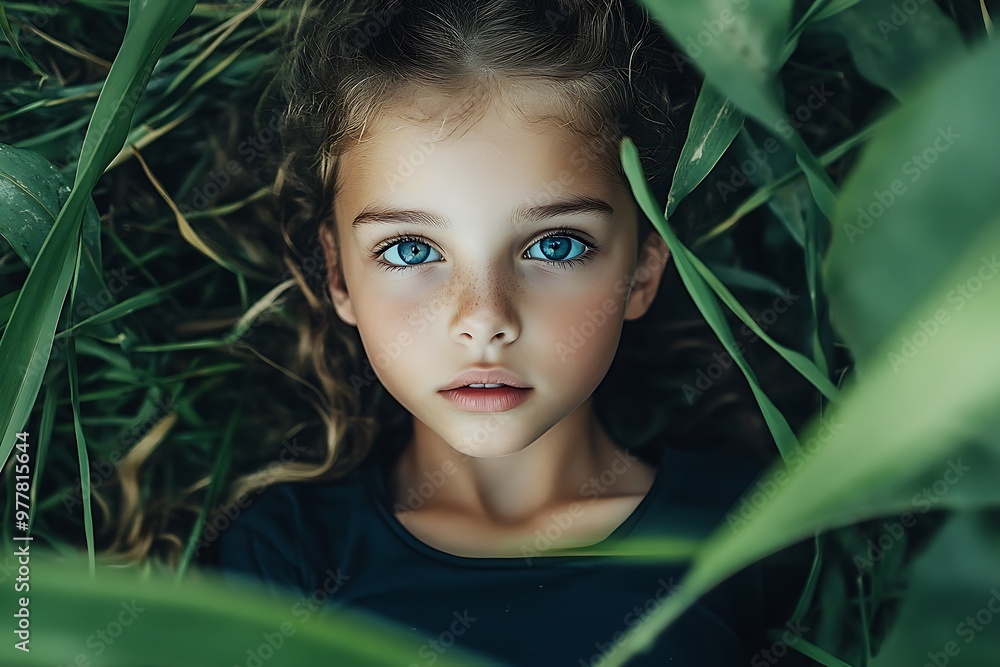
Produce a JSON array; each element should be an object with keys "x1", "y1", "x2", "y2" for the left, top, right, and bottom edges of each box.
[
  {"x1": 319, "y1": 225, "x2": 358, "y2": 327},
  {"x1": 623, "y1": 231, "x2": 670, "y2": 321}
]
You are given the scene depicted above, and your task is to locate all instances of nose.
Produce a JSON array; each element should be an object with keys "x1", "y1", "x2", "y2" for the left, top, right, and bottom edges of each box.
[{"x1": 449, "y1": 271, "x2": 520, "y2": 350}]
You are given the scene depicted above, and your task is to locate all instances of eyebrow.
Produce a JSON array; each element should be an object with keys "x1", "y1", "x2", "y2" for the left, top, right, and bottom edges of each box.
[{"x1": 351, "y1": 195, "x2": 615, "y2": 230}]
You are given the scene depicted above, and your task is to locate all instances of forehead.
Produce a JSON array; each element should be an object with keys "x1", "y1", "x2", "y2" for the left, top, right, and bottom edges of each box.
[{"x1": 332, "y1": 89, "x2": 624, "y2": 225}]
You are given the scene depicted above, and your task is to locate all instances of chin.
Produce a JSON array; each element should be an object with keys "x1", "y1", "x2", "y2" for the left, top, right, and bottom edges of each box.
[
  {"x1": 441, "y1": 426, "x2": 538, "y2": 459},
  {"x1": 449, "y1": 439, "x2": 529, "y2": 459}
]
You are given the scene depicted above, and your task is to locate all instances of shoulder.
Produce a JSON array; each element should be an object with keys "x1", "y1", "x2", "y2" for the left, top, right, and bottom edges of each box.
[
  {"x1": 201, "y1": 464, "x2": 369, "y2": 596},
  {"x1": 631, "y1": 445, "x2": 769, "y2": 550}
]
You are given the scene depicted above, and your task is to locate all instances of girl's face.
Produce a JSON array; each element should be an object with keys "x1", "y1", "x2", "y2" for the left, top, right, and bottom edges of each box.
[{"x1": 321, "y1": 91, "x2": 669, "y2": 458}]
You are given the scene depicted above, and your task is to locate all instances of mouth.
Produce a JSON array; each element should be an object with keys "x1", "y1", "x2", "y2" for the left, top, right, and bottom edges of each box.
[{"x1": 439, "y1": 369, "x2": 531, "y2": 392}]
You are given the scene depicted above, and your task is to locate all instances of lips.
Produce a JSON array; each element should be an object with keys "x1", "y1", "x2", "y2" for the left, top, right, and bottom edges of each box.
[
  {"x1": 439, "y1": 385, "x2": 534, "y2": 412},
  {"x1": 440, "y1": 368, "x2": 531, "y2": 392}
]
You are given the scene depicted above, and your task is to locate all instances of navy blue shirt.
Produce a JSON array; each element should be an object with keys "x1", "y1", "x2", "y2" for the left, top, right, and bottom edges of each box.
[{"x1": 205, "y1": 446, "x2": 770, "y2": 666}]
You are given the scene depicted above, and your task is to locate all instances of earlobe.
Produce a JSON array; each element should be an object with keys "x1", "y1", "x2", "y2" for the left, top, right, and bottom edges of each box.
[
  {"x1": 319, "y1": 226, "x2": 358, "y2": 327},
  {"x1": 623, "y1": 232, "x2": 671, "y2": 321}
]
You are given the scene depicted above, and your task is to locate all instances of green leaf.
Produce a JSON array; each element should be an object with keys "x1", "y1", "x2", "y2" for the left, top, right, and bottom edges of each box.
[
  {"x1": 693, "y1": 117, "x2": 883, "y2": 248},
  {"x1": 790, "y1": 132, "x2": 839, "y2": 221},
  {"x1": 16, "y1": 551, "x2": 505, "y2": 667},
  {"x1": 665, "y1": 82, "x2": 745, "y2": 217},
  {"x1": 0, "y1": 2, "x2": 47, "y2": 79},
  {"x1": 0, "y1": 144, "x2": 106, "y2": 309},
  {"x1": 824, "y1": 38, "x2": 1000, "y2": 365},
  {"x1": 811, "y1": 0, "x2": 966, "y2": 101},
  {"x1": 690, "y1": 251, "x2": 840, "y2": 402},
  {"x1": 703, "y1": 262, "x2": 791, "y2": 299},
  {"x1": 639, "y1": 0, "x2": 791, "y2": 126},
  {"x1": 782, "y1": 0, "x2": 867, "y2": 62},
  {"x1": 65, "y1": 234, "x2": 95, "y2": 576},
  {"x1": 801, "y1": 183, "x2": 831, "y2": 377},
  {"x1": 53, "y1": 265, "x2": 213, "y2": 339},
  {"x1": 0, "y1": 290, "x2": 17, "y2": 330},
  {"x1": 789, "y1": 636, "x2": 854, "y2": 666},
  {"x1": 175, "y1": 387, "x2": 241, "y2": 581},
  {"x1": 870, "y1": 511, "x2": 1000, "y2": 667},
  {"x1": 809, "y1": 0, "x2": 865, "y2": 24}
]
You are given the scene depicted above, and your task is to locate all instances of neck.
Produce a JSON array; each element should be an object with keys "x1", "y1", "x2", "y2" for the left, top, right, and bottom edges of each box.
[{"x1": 387, "y1": 400, "x2": 650, "y2": 527}]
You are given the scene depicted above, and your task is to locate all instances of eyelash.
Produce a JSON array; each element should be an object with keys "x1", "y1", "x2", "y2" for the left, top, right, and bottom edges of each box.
[{"x1": 370, "y1": 228, "x2": 600, "y2": 273}]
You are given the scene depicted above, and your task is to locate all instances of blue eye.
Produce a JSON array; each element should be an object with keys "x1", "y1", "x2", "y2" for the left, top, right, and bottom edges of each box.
[
  {"x1": 526, "y1": 234, "x2": 589, "y2": 263},
  {"x1": 379, "y1": 238, "x2": 443, "y2": 270},
  {"x1": 372, "y1": 229, "x2": 597, "y2": 273}
]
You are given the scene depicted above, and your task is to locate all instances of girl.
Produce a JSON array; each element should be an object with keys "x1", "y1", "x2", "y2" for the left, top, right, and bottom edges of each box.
[{"x1": 205, "y1": 0, "x2": 800, "y2": 664}]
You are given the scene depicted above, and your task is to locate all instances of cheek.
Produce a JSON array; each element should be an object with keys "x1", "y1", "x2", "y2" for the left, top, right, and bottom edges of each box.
[
  {"x1": 355, "y1": 276, "x2": 447, "y2": 343},
  {"x1": 352, "y1": 292, "x2": 429, "y2": 383},
  {"x1": 533, "y1": 281, "x2": 626, "y2": 375}
]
